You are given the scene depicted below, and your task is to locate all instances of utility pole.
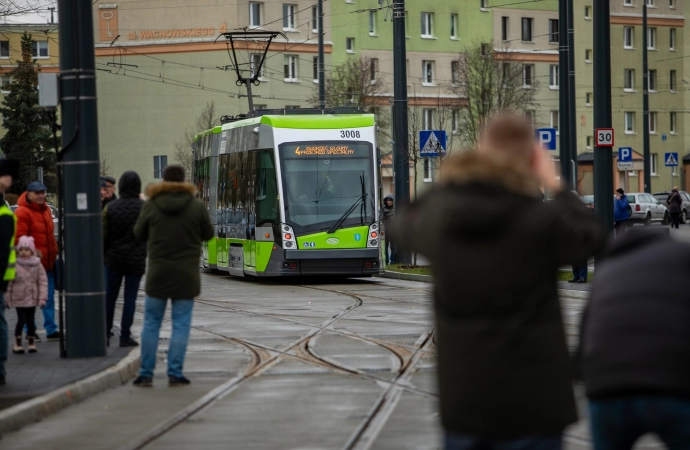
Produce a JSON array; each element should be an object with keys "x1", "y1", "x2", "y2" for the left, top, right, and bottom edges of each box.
[
  {"x1": 318, "y1": 0, "x2": 325, "y2": 109},
  {"x1": 642, "y1": 4, "x2": 651, "y2": 193},
  {"x1": 593, "y1": 1, "x2": 614, "y2": 231},
  {"x1": 567, "y1": 0, "x2": 577, "y2": 191},
  {"x1": 57, "y1": 0, "x2": 107, "y2": 356},
  {"x1": 392, "y1": 0, "x2": 410, "y2": 264},
  {"x1": 558, "y1": 0, "x2": 572, "y2": 189},
  {"x1": 48, "y1": 7, "x2": 55, "y2": 24}
]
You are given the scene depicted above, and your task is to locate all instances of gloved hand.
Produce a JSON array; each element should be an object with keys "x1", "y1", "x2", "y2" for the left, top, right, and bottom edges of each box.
[{"x1": 39, "y1": 300, "x2": 46, "y2": 309}]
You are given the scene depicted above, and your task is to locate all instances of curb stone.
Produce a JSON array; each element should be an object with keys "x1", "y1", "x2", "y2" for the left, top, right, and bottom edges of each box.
[
  {"x1": 0, "y1": 347, "x2": 140, "y2": 436},
  {"x1": 377, "y1": 271, "x2": 591, "y2": 300}
]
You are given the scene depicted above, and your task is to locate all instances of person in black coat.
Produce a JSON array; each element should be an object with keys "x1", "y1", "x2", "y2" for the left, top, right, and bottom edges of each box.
[
  {"x1": 666, "y1": 187, "x2": 682, "y2": 229},
  {"x1": 389, "y1": 113, "x2": 606, "y2": 449},
  {"x1": 579, "y1": 228, "x2": 690, "y2": 450},
  {"x1": 103, "y1": 171, "x2": 147, "y2": 347}
]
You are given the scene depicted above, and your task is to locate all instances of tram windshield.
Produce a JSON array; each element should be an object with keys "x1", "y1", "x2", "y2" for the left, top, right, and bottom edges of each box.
[{"x1": 279, "y1": 141, "x2": 375, "y2": 234}]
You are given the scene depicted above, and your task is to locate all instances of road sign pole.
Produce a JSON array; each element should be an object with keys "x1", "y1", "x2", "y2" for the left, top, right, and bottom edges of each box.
[{"x1": 593, "y1": 1, "x2": 614, "y2": 232}]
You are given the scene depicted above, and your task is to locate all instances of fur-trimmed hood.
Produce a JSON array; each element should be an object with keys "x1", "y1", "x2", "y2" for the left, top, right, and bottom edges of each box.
[
  {"x1": 441, "y1": 151, "x2": 540, "y2": 197},
  {"x1": 145, "y1": 181, "x2": 197, "y2": 215}
]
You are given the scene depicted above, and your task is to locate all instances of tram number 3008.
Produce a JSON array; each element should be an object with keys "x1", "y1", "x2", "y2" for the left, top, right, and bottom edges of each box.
[{"x1": 340, "y1": 130, "x2": 361, "y2": 139}]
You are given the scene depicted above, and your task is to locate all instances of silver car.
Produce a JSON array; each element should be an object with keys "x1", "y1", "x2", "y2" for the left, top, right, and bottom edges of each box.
[
  {"x1": 626, "y1": 193, "x2": 669, "y2": 225},
  {"x1": 653, "y1": 191, "x2": 690, "y2": 224}
]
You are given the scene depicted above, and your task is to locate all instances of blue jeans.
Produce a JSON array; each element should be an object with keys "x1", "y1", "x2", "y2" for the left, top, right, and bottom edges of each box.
[
  {"x1": 0, "y1": 292, "x2": 7, "y2": 377},
  {"x1": 445, "y1": 432, "x2": 562, "y2": 450},
  {"x1": 572, "y1": 263, "x2": 588, "y2": 281},
  {"x1": 589, "y1": 395, "x2": 690, "y2": 450},
  {"x1": 105, "y1": 266, "x2": 142, "y2": 340},
  {"x1": 43, "y1": 270, "x2": 57, "y2": 335},
  {"x1": 139, "y1": 296, "x2": 194, "y2": 378}
]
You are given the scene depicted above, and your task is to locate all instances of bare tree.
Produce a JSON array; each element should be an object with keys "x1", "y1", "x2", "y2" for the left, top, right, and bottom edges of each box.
[
  {"x1": 448, "y1": 41, "x2": 538, "y2": 149},
  {"x1": 100, "y1": 152, "x2": 112, "y2": 177},
  {"x1": 310, "y1": 56, "x2": 391, "y2": 146},
  {"x1": 174, "y1": 101, "x2": 217, "y2": 180},
  {"x1": 0, "y1": 1, "x2": 46, "y2": 21}
]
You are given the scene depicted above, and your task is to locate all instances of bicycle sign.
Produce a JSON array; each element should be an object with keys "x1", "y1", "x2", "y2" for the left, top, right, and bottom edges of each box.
[{"x1": 595, "y1": 128, "x2": 614, "y2": 147}]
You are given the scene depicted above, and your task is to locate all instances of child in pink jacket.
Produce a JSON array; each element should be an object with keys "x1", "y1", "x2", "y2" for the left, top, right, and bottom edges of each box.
[{"x1": 6, "y1": 236, "x2": 47, "y2": 353}]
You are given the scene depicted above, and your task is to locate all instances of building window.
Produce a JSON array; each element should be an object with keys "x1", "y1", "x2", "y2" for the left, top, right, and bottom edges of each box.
[
  {"x1": 369, "y1": 10, "x2": 377, "y2": 35},
  {"x1": 481, "y1": 43, "x2": 489, "y2": 56},
  {"x1": 1, "y1": 75, "x2": 10, "y2": 93},
  {"x1": 311, "y1": 6, "x2": 319, "y2": 32},
  {"x1": 0, "y1": 41, "x2": 8, "y2": 58},
  {"x1": 31, "y1": 41, "x2": 48, "y2": 58},
  {"x1": 648, "y1": 69, "x2": 657, "y2": 91},
  {"x1": 624, "y1": 69, "x2": 635, "y2": 91},
  {"x1": 647, "y1": 27, "x2": 656, "y2": 49},
  {"x1": 585, "y1": 49, "x2": 592, "y2": 63},
  {"x1": 521, "y1": 18, "x2": 533, "y2": 41},
  {"x1": 669, "y1": 28, "x2": 676, "y2": 50},
  {"x1": 586, "y1": 136, "x2": 593, "y2": 149},
  {"x1": 549, "y1": 64, "x2": 559, "y2": 89},
  {"x1": 524, "y1": 110, "x2": 534, "y2": 124},
  {"x1": 346, "y1": 37, "x2": 354, "y2": 52},
  {"x1": 153, "y1": 155, "x2": 168, "y2": 179},
  {"x1": 523, "y1": 64, "x2": 534, "y2": 87},
  {"x1": 452, "y1": 110, "x2": 459, "y2": 134},
  {"x1": 624, "y1": 27, "x2": 634, "y2": 48},
  {"x1": 480, "y1": 0, "x2": 489, "y2": 9},
  {"x1": 670, "y1": 70, "x2": 676, "y2": 92},
  {"x1": 284, "y1": 55, "x2": 297, "y2": 81},
  {"x1": 649, "y1": 111, "x2": 657, "y2": 133},
  {"x1": 249, "y1": 2, "x2": 262, "y2": 27},
  {"x1": 450, "y1": 14, "x2": 458, "y2": 39},
  {"x1": 451, "y1": 60, "x2": 458, "y2": 85},
  {"x1": 670, "y1": 0, "x2": 675, "y2": 8},
  {"x1": 250, "y1": 53, "x2": 264, "y2": 79},
  {"x1": 313, "y1": 56, "x2": 318, "y2": 82},
  {"x1": 584, "y1": 6, "x2": 592, "y2": 19},
  {"x1": 423, "y1": 109, "x2": 434, "y2": 130},
  {"x1": 550, "y1": 111, "x2": 559, "y2": 134},
  {"x1": 422, "y1": 60, "x2": 434, "y2": 85},
  {"x1": 670, "y1": 112, "x2": 677, "y2": 133},
  {"x1": 421, "y1": 12, "x2": 433, "y2": 37},
  {"x1": 625, "y1": 111, "x2": 635, "y2": 133},
  {"x1": 548, "y1": 19, "x2": 559, "y2": 43},
  {"x1": 624, "y1": 0, "x2": 633, "y2": 5},
  {"x1": 370, "y1": 58, "x2": 378, "y2": 82},
  {"x1": 283, "y1": 4, "x2": 297, "y2": 30},
  {"x1": 423, "y1": 158, "x2": 433, "y2": 182},
  {"x1": 645, "y1": 0, "x2": 655, "y2": 6},
  {"x1": 651, "y1": 154, "x2": 658, "y2": 175},
  {"x1": 501, "y1": 17, "x2": 509, "y2": 41},
  {"x1": 586, "y1": 92, "x2": 593, "y2": 106}
]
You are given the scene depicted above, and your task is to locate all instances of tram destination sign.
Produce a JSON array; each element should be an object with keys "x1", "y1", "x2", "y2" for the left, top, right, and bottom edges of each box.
[{"x1": 281, "y1": 142, "x2": 370, "y2": 158}]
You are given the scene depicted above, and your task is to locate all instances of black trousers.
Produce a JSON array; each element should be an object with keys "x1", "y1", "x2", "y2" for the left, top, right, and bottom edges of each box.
[
  {"x1": 670, "y1": 212, "x2": 681, "y2": 229},
  {"x1": 15, "y1": 307, "x2": 36, "y2": 337}
]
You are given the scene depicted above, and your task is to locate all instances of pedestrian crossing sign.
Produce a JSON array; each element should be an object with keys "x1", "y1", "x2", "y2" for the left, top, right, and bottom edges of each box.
[
  {"x1": 419, "y1": 130, "x2": 447, "y2": 157},
  {"x1": 665, "y1": 152, "x2": 679, "y2": 167}
]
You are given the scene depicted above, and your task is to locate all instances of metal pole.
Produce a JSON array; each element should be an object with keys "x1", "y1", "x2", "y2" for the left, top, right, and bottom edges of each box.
[
  {"x1": 643, "y1": 4, "x2": 651, "y2": 193},
  {"x1": 58, "y1": 0, "x2": 107, "y2": 357},
  {"x1": 392, "y1": 0, "x2": 410, "y2": 264},
  {"x1": 593, "y1": 0, "x2": 614, "y2": 232},
  {"x1": 567, "y1": 0, "x2": 578, "y2": 191},
  {"x1": 318, "y1": 0, "x2": 325, "y2": 109},
  {"x1": 558, "y1": 0, "x2": 571, "y2": 189},
  {"x1": 246, "y1": 82, "x2": 254, "y2": 112}
]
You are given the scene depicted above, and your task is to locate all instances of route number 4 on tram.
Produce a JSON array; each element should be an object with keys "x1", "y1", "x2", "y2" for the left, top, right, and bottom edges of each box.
[{"x1": 595, "y1": 128, "x2": 614, "y2": 147}]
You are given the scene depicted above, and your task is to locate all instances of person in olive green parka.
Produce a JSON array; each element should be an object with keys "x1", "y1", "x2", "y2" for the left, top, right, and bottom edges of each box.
[{"x1": 132, "y1": 165, "x2": 214, "y2": 387}]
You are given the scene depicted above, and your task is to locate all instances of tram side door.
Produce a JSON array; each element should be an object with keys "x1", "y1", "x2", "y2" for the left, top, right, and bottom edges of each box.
[{"x1": 247, "y1": 151, "x2": 258, "y2": 268}]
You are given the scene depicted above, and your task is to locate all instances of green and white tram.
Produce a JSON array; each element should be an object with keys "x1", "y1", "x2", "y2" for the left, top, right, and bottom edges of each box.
[{"x1": 192, "y1": 108, "x2": 381, "y2": 277}]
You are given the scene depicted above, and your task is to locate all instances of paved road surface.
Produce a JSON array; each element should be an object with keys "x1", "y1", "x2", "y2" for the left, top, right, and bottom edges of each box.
[{"x1": 0, "y1": 272, "x2": 664, "y2": 449}]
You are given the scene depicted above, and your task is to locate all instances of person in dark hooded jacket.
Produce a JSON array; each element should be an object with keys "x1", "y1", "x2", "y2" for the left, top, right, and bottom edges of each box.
[
  {"x1": 666, "y1": 187, "x2": 682, "y2": 229},
  {"x1": 103, "y1": 171, "x2": 146, "y2": 347},
  {"x1": 389, "y1": 113, "x2": 606, "y2": 449},
  {"x1": 381, "y1": 194, "x2": 395, "y2": 264}
]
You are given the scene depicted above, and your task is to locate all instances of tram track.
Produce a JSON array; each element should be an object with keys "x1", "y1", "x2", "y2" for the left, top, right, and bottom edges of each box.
[{"x1": 117, "y1": 281, "x2": 435, "y2": 450}]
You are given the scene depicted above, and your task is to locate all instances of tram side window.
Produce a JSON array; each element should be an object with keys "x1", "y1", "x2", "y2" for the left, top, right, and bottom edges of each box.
[
  {"x1": 256, "y1": 150, "x2": 279, "y2": 225},
  {"x1": 229, "y1": 152, "x2": 239, "y2": 224},
  {"x1": 218, "y1": 155, "x2": 227, "y2": 224},
  {"x1": 246, "y1": 151, "x2": 258, "y2": 238}
]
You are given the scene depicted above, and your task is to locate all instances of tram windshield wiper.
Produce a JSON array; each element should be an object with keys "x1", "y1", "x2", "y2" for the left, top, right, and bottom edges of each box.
[{"x1": 327, "y1": 193, "x2": 368, "y2": 234}]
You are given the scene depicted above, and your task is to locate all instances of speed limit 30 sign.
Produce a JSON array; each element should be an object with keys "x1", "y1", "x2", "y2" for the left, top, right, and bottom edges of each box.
[{"x1": 595, "y1": 128, "x2": 614, "y2": 147}]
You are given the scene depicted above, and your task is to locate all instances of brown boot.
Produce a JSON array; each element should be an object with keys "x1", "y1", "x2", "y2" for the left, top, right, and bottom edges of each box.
[
  {"x1": 27, "y1": 336, "x2": 37, "y2": 353},
  {"x1": 12, "y1": 336, "x2": 24, "y2": 354}
]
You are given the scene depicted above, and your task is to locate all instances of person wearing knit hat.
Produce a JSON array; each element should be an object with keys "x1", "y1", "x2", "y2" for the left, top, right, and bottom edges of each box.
[
  {"x1": 5, "y1": 236, "x2": 48, "y2": 354},
  {"x1": 614, "y1": 188, "x2": 631, "y2": 236}
]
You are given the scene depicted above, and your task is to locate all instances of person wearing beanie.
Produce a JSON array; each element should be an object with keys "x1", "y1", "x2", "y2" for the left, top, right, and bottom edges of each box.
[
  {"x1": 5, "y1": 236, "x2": 48, "y2": 354},
  {"x1": 614, "y1": 188, "x2": 631, "y2": 236},
  {"x1": 103, "y1": 171, "x2": 147, "y2": 347}
]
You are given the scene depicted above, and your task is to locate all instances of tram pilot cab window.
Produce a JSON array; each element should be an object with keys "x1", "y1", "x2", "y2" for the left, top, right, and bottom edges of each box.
[{"x1": 153, "y1": 155, "x2": 168, "y2": 179}]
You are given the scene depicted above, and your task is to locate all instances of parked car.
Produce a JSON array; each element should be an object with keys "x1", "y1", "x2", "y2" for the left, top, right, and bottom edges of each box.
[
  {"x1": 580, "y1": 195, "x2": 594, "y2": 208},
  {"x1": 626, "y1": 192, "x2": 669, "y2": 225},
  {"x1": 653, "y1": 191, "x2": 690, "y2": 224}
]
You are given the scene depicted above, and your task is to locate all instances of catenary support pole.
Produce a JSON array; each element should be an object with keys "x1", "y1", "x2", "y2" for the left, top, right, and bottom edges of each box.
[
  {"x1": 58, "y1": 0, "x2": 107, "y2": 357},
  {"x1": 643, "y1": 4, "x2": 651, "y2": 193},
  {"x1": 392, "y1": 0, "x2": 410, "y2": 264},
  {"x1": 318, "y1": 0, "x2": 325, "y2": 109},
  {"x1": 558, "y1": 0, "x2": 571, "y2": 189},
  {"x1": 593, "y1": 0, "x2": 614, "y2": 232},
  {"x1": 567, "y1": 0, "x2": 578, "y2": 191}
]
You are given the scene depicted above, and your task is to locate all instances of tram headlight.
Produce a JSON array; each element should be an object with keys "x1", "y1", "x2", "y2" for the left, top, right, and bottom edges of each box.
[
  {"x1": 370, "y1": 239, "x2": 378, "y2": 247},
  {"x1": 367, "y1": 223, "x2": 380, "y2": 248},
  {"x1": 280, "y1": 223, "x2": 297, "y2": 249}
]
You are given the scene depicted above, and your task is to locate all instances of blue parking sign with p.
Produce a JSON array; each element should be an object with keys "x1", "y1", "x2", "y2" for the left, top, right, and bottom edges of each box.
[
  {"x1": 618, "y1": 147, "x2": 632, "y2": 162},
  {"x1": 535, "y1": 128, "x2": 557, "y2": 150}
]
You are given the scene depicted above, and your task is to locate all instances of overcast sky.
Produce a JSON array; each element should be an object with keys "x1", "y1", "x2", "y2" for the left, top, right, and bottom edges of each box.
[{"x1": 3, "y1": 0, "x2": 58, "y2": 25}]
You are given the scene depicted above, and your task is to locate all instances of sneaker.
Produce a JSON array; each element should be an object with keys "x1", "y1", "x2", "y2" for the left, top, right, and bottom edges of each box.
[
  {"x1": 120, "y1": 337, "x2": 139, "y2": 347},
  {"x1": 26, "y1": 334, "x2": 41, "y2": 343},
  {"x1": 168, "y1": 375, "x2": 191, "y2": 386},
  {"x1": 46, "y1": 332, "x2": 61, "y2": 341},
  {"x1": 567, "y1": 278, "x2": 579, "y2": 283},
  {"x1": 133, "y1": 376, "x2": 153, "y2": 387},
  {"x1": 576, "y1": 278, "x2": 587, "y2": 284}
]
